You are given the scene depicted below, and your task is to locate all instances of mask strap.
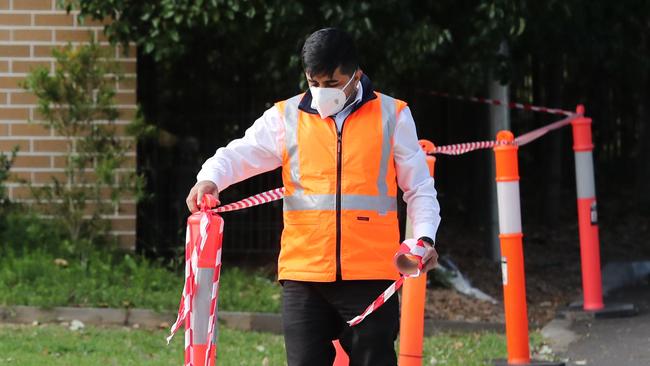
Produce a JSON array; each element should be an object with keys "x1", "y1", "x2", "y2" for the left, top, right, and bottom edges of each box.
[
  {"x1": 342, "y1": 71, "x2": 357, "y2": 90},
  {"x1": 341, "y1": 70, "x2": 359, "y2": 104}
]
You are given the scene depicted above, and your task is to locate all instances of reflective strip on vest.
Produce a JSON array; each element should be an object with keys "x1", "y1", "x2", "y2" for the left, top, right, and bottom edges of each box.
[
  {"x1": 283, "y1": 95, "x2": 303, "y2": 194},
  {"x1": 284, "y1": 194, "x2": 397, "y2": 212},
  {"x1": 282, "y1": 93, "x2": 398, "y2": 214},
  {"x1": 377, "y1": 93, "x2": 397, "y2": 201}
]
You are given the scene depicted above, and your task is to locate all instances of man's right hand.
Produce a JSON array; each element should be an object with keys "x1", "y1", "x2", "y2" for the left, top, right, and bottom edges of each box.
[{"x1": 186, "y1": 180, "x2": 219, "y2": 213}]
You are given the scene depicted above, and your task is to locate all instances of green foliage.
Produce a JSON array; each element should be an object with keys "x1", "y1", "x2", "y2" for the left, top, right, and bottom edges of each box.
[
  {"x1": 0, "y1": 147, "x2": 31, "y2": 252},
  {"x1": 0, "y1": 147, "x2": 17, "y2": 207},
  {"x1": 0, "y1": 249, "x2": 180, "y2": 311},
  {"x1": 64, "y1": 0, "x2": 528, "y2": 91},
  {"x1": 126, "y1": 108, "x2": 159, "y2": 142},
  {"x1": 21, "y1": 39, "x2": 147, "y2": 261},
  {"x1": 60, "y1": 0, "x2": 269, "y2": 61},
  {"x1": 0, "y1": 243, "x2": 281, "y2": 313},
  {"x1": 0, "y1": 212, "x2": 68, "y2": 256},
  {"x1": 64, "y1": 0, "x2": 650, "y2": 94}
]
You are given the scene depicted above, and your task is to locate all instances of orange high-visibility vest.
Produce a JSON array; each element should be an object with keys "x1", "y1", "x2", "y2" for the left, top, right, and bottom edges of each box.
[{"x1": 275, "y1": 91, "x2": 407, "y2": 282}]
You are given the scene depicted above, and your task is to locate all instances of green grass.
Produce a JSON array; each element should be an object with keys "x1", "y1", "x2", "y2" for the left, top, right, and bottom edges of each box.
[
  {"x1": 0, "y1": 250, "x2": 281, "y2": 313},
  {"x1": 422, "y1": 332, "x2": 508, "y2": 364},
  {"x1": 0, "y1": 324, "x2": 285, "y2": 366},
  {"x1": 218, "y1": 267, "x2": 281, "y2": 313},
  {"x1": 0, "y1": 324, "x2": 550, "y2": 366}
]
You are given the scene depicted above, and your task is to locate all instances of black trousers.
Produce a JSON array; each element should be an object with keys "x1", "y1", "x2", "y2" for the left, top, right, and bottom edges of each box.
[{"x1": 282, "y1": 280, "x2": 399, "y2": 366}]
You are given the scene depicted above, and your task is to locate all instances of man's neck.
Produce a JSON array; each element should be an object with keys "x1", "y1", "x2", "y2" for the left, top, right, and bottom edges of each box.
[{"x1": 338, "y1": 82, "x2": 363, "y2": 115}]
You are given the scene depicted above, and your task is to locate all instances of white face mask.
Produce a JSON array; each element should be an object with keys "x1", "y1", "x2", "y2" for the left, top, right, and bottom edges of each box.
[{"x1": 309, "y1": 74, "x2": 357, "y2": 119}]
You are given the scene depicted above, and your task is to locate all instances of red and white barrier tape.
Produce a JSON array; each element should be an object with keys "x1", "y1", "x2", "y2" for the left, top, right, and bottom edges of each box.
[
  {"x1": 347, "y1": 239, "x2": 427, "y2": 326},
  {"x1": 167, "y1": 199, "x2": 223, "y2": 366},
  {"x1": 212, "y1": 188, "x2": 285, "y2": 213},
  {"x1": 165, "y1": 113, "x2": 579, "y2": 346},
  {"x1": 168, "y1": 189, "x2": 429, "y2": 331},
  {"x1": 166, "y1": 215, "x2": 202, "y2": 348},
  {"x1": 429, "y1": 91, "x2": 575, "y2": 117},
  {"x1": 430, "y1": 114, "x2": 577, "y2": 156},
  {"x1": 204, "y1": 227, "x2": 222, "y2": 366},
  {"x1": 513, "y1": 115, "x2": 574, "y2": 146},
  {"x1": 433, "y1": 140, "x2": 503, "y2": 155}
]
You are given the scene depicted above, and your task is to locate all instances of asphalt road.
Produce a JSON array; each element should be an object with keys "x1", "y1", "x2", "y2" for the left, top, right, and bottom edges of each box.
[{"x1": 561, "y1": 284, "x2": 650, "y2": 366}]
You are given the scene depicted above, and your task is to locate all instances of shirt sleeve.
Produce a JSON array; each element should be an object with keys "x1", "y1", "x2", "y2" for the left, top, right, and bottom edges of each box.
[
  {"x1": 196, "y1": 106, "x2": 284, "y2": 192},
  {"x1": 393, "y1": 106, "x2": 442, "y2": 242}
]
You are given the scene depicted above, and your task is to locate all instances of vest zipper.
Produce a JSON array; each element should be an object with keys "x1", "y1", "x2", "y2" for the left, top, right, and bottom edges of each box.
[
  {"x1": 334, "y1": 112, "x2": 353, "y2": 281},
  {"x1": 333, "y1": 103, "x2": 357, "y2": 280},
  {"x1": 336, "y1": 128, "x2": 343, "y2": 280}
]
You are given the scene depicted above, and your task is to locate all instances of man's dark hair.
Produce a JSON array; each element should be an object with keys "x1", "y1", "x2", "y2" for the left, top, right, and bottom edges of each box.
[{"x1": 301, "y1": 28, "x2": 358, "y2": 77}]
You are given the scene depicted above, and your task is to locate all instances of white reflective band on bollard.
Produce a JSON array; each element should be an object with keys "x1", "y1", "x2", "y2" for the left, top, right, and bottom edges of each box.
[
  {"x1": 496, "y1": 181, "x2": 522, "y2": 234},
  {"x1": 574, "y1": 151, "x2": 596, "y2": 199},
  {"x1": 193, "y1": 268, "x2": 217, "y2": 344}
]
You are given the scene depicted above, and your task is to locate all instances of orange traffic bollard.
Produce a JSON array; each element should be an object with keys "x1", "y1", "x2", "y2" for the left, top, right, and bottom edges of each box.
[
  {"x1": 398, "y1": 140, "x2": 436, "y2": 366},
  {"x1": 186, "y1": 194, "x2": 223, "y2": 366},
  {"x1": 419, "y1": 140, "x2": 437, "y2": 176},
  {"x1": 569, "y1": 105, "x2": 636, "y2": 317},
  {"x1": 493, "y1": 132, "x2": 564, "y2": 366},
  {"x1": 493, "y1": 131, "x2": 530, "y2": 365},
  {"x1": 571, "y1": 105, "x2": 603, "y2": 311},
  {"x1": 332, "y1": 340, "x2": 349, "y2": 366}
]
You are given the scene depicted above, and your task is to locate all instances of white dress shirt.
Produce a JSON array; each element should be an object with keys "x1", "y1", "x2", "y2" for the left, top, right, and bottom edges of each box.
[{"x1": 197, "y1": 82, "x2": 441, "y2": 241}]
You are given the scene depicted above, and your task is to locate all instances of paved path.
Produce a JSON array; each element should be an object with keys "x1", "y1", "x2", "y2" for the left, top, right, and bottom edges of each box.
[{"x1": 561, "y1": 284, "x2": 650, "y2": 366}]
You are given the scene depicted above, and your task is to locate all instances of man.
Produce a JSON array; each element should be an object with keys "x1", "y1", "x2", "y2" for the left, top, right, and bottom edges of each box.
[{"x1": 186, "y1": 28, "x2": 441, "y2": 366}]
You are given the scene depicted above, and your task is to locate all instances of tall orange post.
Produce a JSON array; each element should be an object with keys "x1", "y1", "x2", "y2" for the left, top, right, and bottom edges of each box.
[
  {"x1": 493, "y1": 131, "x2": 530, "y2": 365},
  {"x1": 571, "y1": 105, "x2": 603, "y2": 311},
  {"x1": 569, "y1": 105, "x2": 636, "y2": 317},
  {"x1": 493, "y1": 132, "x2": 564, "y2": 366},
  {"x1": 398, "y1": 139, "x2": 436, "y2": 366},
  {"x1": 332, "y1": 340, "x2": 349, "y2": 366}
]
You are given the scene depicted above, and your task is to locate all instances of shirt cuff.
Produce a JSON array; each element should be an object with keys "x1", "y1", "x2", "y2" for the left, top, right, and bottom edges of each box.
[
  {"x1": 412, "y1": 222, "x2": 436, "y2": 243},
  {"x1": 196, "y1": 170, "x2": 228, "y2": 192}
]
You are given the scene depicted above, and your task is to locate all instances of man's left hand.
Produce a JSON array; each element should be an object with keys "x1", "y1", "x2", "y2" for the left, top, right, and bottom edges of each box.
[{"x1": 420, "y1": 240, "x2": 439, "y2": 273}]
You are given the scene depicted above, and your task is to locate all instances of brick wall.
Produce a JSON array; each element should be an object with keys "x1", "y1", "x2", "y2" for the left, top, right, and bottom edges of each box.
[{"x1": 0, "y1": 0, "x2": 137, "y2": 249}]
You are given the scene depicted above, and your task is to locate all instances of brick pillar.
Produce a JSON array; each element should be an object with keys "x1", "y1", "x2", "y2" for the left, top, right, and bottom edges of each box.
[{"x1": 0, "y1": 0, "x2": 137, "y2": 249}]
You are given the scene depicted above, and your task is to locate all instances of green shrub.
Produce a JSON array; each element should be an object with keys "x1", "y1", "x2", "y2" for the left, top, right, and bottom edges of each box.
[
  {"x1": 0, "y1": 249, "x2": 179, "y2": 311},
  {"x1": 0, "y1": 147, "x2": 18, "y2": 246},
  {"x1": 0, "y1": 248, "x2": 281, "y2": 313},
  {"x1": 21, "y1": 39, "x2": 147, "y2": 262},
  {"x1": 0, "y1": 211, "x2": 67, "y2": 256},
  {"x1": 0, "y1": 146, "x2": 17, "y2": 206}
]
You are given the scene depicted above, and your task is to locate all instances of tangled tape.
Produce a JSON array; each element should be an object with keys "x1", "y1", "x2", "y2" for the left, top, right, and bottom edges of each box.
[
  {"x1": 347, "y1": 238, "x2": 428, "y2": 326},
  {"x1": 167, "y1": 194, "x2": 223, "y2": 366}
]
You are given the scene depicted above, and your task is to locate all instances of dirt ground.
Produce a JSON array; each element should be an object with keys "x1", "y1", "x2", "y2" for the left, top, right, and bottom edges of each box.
[{"x1": 425, "y1": 190, "x2": 650, "y2": 327}]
